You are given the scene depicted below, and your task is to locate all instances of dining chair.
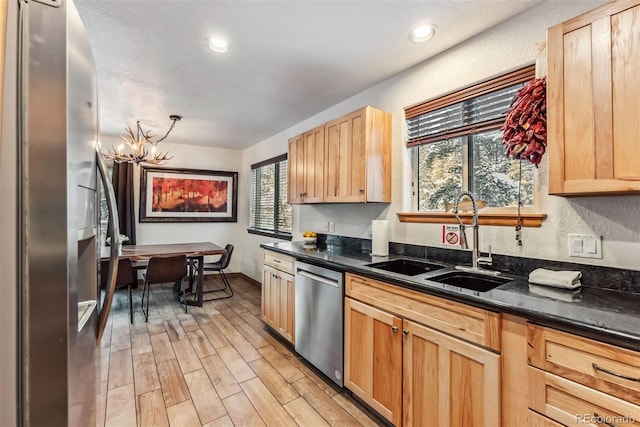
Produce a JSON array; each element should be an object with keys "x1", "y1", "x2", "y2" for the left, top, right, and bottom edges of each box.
[
  {"x1": 141, "y1": 254, "x2": 188, "y2": 322},
  {"x1": 100, "y1": 258, "x2": 137, "y2": 323},
  {"x1": 190, "y1": 244, "x2": 234, "y2": 301}
]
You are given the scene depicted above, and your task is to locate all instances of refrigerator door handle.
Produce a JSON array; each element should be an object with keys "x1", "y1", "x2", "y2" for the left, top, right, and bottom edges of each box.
[{"x1": 95, "y1": 149, "x2": 120, "y2": 342}]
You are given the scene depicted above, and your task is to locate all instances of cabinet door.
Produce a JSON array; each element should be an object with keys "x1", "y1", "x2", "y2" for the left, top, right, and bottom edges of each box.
[
  {"x1": 325, "y1": 109, "x2": 366, "y2": 202},
  {"x1": 261, "y1": 265, "x2": 278, "y2": 328},
  {"x1": 344, "y1": 297, "x2": 402, "y2": 426},
  {"x1": 302, "y1": 125, "x2": 325, "y2": 203},
  {"x1": 287, "y1": 134, "x2": 305, "y2": 203},
  {"x1": 403, "y1": 319, "x2": 501, "y2": 427},
  {"x1": 548, "y1": 1, "x2": 640, "y2": 195},
  {"x1": 276, "y1": 271, "x2": 295, "y2": 344}
]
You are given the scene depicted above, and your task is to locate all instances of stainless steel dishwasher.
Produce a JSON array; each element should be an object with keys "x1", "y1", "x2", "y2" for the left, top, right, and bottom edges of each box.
[{"x1": 295, "y1": 261, "x2": 344, "y2": 387}]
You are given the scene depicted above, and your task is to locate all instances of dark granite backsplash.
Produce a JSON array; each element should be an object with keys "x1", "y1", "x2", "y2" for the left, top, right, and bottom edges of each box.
[{"x1": 319, "y1": 234, "x2": 640, "y2": 294}]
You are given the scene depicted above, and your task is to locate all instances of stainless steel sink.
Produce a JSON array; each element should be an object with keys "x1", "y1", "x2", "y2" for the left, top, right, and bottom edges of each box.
[
  {"x1": 366, "y1": 259, "x2": 445, "y2": 276},
  {"x1": 429, "y1": 271, "x2": 510, "y2": 292}
]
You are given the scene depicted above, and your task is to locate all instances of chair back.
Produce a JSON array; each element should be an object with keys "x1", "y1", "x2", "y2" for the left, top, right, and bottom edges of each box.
[
  {"x1": 145, "y1": 255, "x2": 187, "y2": 284},
  {"x1": 100, "y1": 258, "x2": 136, "y2": 289},
  {"x1": 219, "y1": 244, "x2": 234, "y2": 270}
]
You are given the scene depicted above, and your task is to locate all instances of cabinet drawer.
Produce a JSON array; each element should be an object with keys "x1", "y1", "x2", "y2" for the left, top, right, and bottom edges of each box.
[
  {"x1": 263, "y1": 250, "x2": 294, "y2": 274},
  {"x1": 528, "y1": 324, "x2": 640, "y2": 405},
  {"x1": 528, "y1": 410, "x2": 564, "y2": 427},
  {"x1": 529, "y1": 366, "x2": 640, "y2": 426},
  {"x1": 346, "y1": 273, "x2": 500, "y2": 351}
]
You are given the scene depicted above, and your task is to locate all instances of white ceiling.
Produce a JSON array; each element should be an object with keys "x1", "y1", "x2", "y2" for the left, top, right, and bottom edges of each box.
[{"x1": 74, "y1": 0, "x2": 541, "y2": 150}]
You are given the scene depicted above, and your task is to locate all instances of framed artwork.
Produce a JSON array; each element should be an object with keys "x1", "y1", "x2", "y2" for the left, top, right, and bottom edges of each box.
[{"x1": 139, "y1": 166, "x2": 238, "y2": 222}]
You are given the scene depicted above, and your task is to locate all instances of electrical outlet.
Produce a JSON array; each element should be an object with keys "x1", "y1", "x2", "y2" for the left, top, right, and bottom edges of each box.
[
  {"x1": 328, "y1": 221, "x2": 335, "y2": 233},
  {"x1": 568, "y1": 234, "x2": 602, "y2": 259},
  {"x1": 323, "y1": 221, "x2": 329, "y2": 232}
]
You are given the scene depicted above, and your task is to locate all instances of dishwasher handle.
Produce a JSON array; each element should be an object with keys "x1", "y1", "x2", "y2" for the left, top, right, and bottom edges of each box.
[{"x1": 297, "y1": 269, "x2": 339, "y2": 288}]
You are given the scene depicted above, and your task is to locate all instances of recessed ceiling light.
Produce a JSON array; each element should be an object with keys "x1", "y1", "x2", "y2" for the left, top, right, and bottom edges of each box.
[
  {"x1": 207, "y1": 36, "x2": 229, "y2": 53},
  {"x1": 409, "y1": 24, "x2": 437, "y2": 43}
]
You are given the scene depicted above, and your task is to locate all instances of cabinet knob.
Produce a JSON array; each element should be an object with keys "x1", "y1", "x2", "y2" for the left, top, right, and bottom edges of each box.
[
  {"x1": 300, "y1": 191, "x2": 307, "y2": 196},
  {"x1": 391, "y1": 326, "x2": 398, "y2": 333},
  {"x1": 402, "y1": 329, "x2": 409, "y2": 336},
  {"x1": 359, "y1": 188, "x2": 364, "y2": 192}
]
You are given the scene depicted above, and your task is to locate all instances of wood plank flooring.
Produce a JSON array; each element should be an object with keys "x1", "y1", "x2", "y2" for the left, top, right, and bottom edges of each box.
[{"x1": 99, "y1": 275, "x2": 382, "y2": 427}]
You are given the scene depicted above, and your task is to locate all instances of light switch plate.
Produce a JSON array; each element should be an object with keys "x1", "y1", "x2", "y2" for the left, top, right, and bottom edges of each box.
[{"x1": 568, "y1": 234, "x2": 602, "y2": 259}]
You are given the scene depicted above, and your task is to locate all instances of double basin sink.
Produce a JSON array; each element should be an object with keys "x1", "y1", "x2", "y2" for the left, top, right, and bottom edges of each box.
[{"x1": 365, "y1": 258, "x2": 510, "y2": 292}]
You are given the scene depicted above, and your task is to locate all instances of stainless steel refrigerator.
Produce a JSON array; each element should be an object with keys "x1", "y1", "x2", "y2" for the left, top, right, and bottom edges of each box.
[{"x1": 0, "y1": 0, "x2": 120, "y2": 425}]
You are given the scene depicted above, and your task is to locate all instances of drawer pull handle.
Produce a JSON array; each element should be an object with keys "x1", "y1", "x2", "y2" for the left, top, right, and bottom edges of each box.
[
  {"x1": 592, "y1": 363, "x2": 640, "y2": 382},
  {"x1": 273, "y1": 259, "x2": 281, "y2": 263},
  {"x1": 593, "y1": 412, "x2": 619, "y2": 427}
]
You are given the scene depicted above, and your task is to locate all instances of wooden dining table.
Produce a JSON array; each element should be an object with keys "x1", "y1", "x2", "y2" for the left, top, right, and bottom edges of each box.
[{"x1": 102, "y1": 242, "x2": 226, "y2": 307}]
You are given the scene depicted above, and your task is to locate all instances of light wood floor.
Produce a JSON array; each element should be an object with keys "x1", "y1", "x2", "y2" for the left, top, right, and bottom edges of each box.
[{"x1": 98, "y1": 274, "x2": 382, "y2": 427}]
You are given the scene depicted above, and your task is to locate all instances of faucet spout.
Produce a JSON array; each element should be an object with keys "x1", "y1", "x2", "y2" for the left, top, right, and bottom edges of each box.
[{"x1": 451, "y1": 191, "x2": 480, "y2": 269}]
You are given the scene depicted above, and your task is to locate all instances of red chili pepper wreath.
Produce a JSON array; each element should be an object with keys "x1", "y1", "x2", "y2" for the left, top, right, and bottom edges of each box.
[{"x1": 501, "y1": 77, "x2": 547, "y2": 167}]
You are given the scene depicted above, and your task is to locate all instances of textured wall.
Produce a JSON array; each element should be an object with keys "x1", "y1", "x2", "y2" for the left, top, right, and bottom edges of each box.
[{"x1": 240, "y1": 0, "x2": 640, "y2": 281}]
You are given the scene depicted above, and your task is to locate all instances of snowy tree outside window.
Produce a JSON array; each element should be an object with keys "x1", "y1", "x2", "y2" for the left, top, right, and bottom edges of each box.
[{"x1": 415, "y1": 130, "x2": 534, "y2": 210}]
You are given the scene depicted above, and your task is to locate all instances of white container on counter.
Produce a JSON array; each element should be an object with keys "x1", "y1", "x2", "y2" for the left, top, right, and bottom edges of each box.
[{"x1": 371, "y1": 220, "x2": 389, "y2": 256}]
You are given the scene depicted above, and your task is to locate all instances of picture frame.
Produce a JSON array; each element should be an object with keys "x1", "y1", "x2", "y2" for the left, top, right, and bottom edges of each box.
[{"x1": 139, "y1": 166, "x2": 238, "y2": 222}]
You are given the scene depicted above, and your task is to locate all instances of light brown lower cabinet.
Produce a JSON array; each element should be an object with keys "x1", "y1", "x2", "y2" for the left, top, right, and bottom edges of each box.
[
  {"x1": 261, "y1": 264, "x2": 295, "y2": 343},
  {"x1": 403, "y1": 319, "x2": 500, "y2": 427},
  {"x1": 344, "y1": 296, "x2": 501, "y2": 427},
  {"x1": 344, "y1": 297, "x2": 403, "y2": 426},
  {"x1": 528, "y1": 366, "x2": 640, "y2": 426},
  {"x1": 528, "y1": 409, "x2": 564, "y2": 427}
]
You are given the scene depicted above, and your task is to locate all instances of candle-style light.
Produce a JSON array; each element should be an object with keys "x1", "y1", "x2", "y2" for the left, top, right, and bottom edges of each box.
[{"x1": 103, "y1": 115, "x2": 181, "y2": 165}]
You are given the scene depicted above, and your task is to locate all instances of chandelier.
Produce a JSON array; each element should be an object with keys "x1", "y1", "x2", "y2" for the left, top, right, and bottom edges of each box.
[{"x1": 103, "y1": 115, "x2": 181, "y2": 165}]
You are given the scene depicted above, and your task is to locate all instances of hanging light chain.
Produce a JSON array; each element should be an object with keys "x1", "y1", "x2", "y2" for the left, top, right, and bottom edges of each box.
[{"x1": 153, "y1": 115, "x2": 181, "y2": 145}]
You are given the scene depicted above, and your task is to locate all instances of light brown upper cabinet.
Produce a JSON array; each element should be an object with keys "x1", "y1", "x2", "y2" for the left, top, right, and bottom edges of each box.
[
  {"x1": 287, "y1": 125, "x2": 325, "y2": 204},
  {"x1": 547, "y1": 0, "x2": 640, "y2": 195},
  {"x1": 287, "y1": 133, "x2": 305, "y2": 204},
  {"x1": 325, "y1": 106, "x2": 392, "y2": 203},
  {"x1": 288, "y1": 106, "x2": 391, "y2": 204}
]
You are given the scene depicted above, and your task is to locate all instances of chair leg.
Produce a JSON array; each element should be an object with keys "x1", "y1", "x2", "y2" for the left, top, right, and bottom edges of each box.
[
  {"x1": 201, "y1": 270, "x2": 233, "y2": 301},
  {"x1": 219, "y1": 270, "x2": 233, "y2": 298},
  {"x1": 141, "y1": 279, "x2": 150, "y2": 322},
  {"x1": 128, "y1": 284, "x2": 133, "y2": 324}
]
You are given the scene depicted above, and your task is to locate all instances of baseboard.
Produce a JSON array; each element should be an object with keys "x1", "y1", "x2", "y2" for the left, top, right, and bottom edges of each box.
[{"x1": 228, "y1": 272, "x2": 261, "y2": 287}]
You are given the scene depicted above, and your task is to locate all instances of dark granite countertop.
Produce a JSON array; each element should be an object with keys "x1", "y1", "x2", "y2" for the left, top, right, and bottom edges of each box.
[{"x1": 261, "y1": 241, "x2": 640, "y2": 352}]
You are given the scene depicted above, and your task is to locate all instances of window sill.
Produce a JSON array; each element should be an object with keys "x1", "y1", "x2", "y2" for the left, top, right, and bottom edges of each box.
[
  {"x1": 247, "y1": 228, "x2": 293, "y2": 241},
  {"x1": 397, "y1": 208, "x2": 547, "y2": 227}
]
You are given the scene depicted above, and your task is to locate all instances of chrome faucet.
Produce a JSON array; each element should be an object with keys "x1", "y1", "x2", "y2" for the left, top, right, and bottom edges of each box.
[{"x1": 451, "y1": 191, "x2": 493, "y2": 272}]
